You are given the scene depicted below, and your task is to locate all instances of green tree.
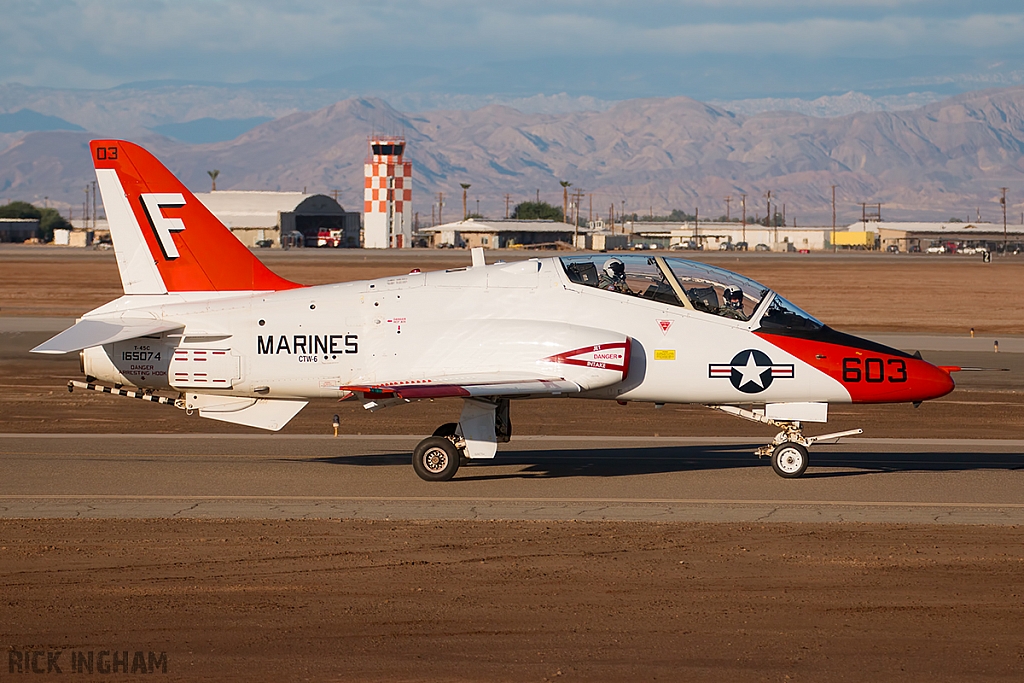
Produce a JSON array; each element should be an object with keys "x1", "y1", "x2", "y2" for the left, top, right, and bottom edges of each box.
[
  {"x1": 38, "y1": 207, "x2": 71, "y2": 242},
  {"x1": 511, "y1": 201, "x2": 563, "y2": 221},
  {"x1": 0, "y1": 201, "x2": 42, "y2": 219}
]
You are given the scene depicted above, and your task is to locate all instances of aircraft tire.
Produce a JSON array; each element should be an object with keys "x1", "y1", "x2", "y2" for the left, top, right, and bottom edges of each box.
[
  {"x1": 771, "y1": 442, "x2": 808, "y2": 478},
  {"x1": 413, "y1": 436, "x2": 461, "y2": 482}
]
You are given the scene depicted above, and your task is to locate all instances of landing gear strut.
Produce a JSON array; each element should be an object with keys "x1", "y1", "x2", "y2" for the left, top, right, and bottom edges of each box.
[
  {"x1": 412, "y1": 398, "x2": 511, "y2": 481},
  {"x1": 707, "y1": 404, "x2": 862, "y2": 478}
]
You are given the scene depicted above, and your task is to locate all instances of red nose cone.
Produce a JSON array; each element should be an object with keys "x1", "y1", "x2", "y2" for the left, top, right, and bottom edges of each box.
[{"x1": 757, "y1": 331, "x2": 955, "y2": 404}]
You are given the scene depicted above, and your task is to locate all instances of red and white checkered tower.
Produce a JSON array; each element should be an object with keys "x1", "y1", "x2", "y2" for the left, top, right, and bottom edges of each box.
[{"x1": 363, "y1": 137, "x2": 412, "y2": 248}]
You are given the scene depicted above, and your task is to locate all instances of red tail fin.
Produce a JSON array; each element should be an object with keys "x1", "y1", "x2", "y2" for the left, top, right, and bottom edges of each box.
[{"x1": 91, "y1": 140, "x2": 301, "y2": 294}]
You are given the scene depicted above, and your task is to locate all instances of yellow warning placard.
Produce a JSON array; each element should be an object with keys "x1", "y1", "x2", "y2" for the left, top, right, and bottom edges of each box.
[{"x1": 654, "y1": 349, "x2": 676, "y2": 361}]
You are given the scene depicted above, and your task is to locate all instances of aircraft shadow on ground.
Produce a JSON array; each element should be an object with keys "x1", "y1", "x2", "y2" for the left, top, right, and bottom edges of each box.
[{"x1": 298, "y1": 444, "x2": 1024, "y2": 480}]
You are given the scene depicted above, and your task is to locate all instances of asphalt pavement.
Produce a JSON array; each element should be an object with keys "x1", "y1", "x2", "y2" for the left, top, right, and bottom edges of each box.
[{"x1": 1, "y1": 433, "x2": 1022, "y2": 524}]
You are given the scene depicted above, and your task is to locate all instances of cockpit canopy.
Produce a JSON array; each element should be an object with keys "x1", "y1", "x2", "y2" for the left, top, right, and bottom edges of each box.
[{"x1": 560, "y1": 254, "x2": 822, "y2": 330}]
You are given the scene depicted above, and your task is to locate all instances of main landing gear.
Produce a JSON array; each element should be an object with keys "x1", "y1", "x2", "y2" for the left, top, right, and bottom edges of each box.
[
  {"x1": 412, "y1": 398, "x2": 511, "y2": 482},
  {"x1": 708, "y1": 405, "x2": 862, "y2": 479}
]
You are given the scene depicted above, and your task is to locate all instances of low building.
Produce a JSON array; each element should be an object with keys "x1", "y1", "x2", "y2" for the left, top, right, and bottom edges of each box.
[
  {"x1": 53, "y1": 228, "x2": 93, "y2": 247},
  {"x1": 845, "y1": 221, "x2": 1024, "y2": 251},
  {"x1": 0, "y1": 218, "x2": 39, "y2": 242},
  {"x1": 625, "y1": 221, "x2": 830, "y2": 251},
  {"x1": 419, "y1": 218, "x2": 584, "y2": 249}
]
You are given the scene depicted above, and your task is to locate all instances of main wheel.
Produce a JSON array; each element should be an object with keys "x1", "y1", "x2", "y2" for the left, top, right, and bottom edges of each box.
[
  {"x1": 412, "y1": 436, "x2": 461, "y2": 481},
  {"x1": 771, "y1": 442, "x2": 809, "y2": 478}
]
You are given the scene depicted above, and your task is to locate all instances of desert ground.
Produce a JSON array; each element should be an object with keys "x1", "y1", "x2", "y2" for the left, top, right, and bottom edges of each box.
[{"x1": 2, "y1": 245, "x2": 1023, "y2": 681}]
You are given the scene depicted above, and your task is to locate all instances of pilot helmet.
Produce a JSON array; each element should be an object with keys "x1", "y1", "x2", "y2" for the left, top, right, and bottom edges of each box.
[
  {"x1": 603, "y1": 258, "x2": 625, "y2": 279},
  {"x1": 724, "y1": 285, "x2": 744, "y2": 309}
]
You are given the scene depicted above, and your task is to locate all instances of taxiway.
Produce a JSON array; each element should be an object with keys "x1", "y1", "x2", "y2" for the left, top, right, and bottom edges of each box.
[{"x1": 2, "y1": 433, "x2": 1021, "y2": 523}]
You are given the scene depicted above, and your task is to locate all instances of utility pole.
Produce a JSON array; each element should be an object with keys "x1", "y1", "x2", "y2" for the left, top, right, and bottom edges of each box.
[
  {"x1": 765, "y1": 190, "x2": 774, "y2": 244},
  {"x1": 741, "y1": 194, "x2": 747, "y2": 245},
  {"x1": 1001, "y1": 187, "x2": 1009, "y2": 250},
  {"x1": 570, "y1": 188, "x2": 585, "y2": 246},
  {"x1": 724, "y1": 195, "x2": 732, "y2": 221},
  {"x1": 431, "y1": 203, "x2": 435, "y2": 227},
  {"x1": 504, "y1": 193, "x2": 511, "y2": 219},
  {"x1": 588, "y1": 194, "x2": 593, "y2": 225},
  {"x1": 536, "y1": 189, "x2": 540, "y2": 204},
  {"x1": 84, "y1": 186, "x2": 89, "y2": 229},
  {"x1": 460, "y1": 183, "x2": 470, "y2": 220},
  {"x1": 92, "y1": 181, "x2": 97, "y2": 227},
  {"x1": 831, "y1": 185, "x2": 837, "y2": 253},
  {"x1": 437, "y1": 192, "x2": 444, "y2": 226}
]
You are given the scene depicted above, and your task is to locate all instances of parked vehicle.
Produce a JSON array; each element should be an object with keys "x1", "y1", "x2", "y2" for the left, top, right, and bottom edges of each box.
[
  {"x1": 316, "y1": 228, "x2": 343, "y2": 248},
  {"x1": 734, "y1": 241, "x2": 748, "y2": 251},
  {"x1": 754, "y1": 243, "x2": 771, "y2": 252},
  {"x1": 886, "y1": 244, "x2": 900, "y2": 253}
]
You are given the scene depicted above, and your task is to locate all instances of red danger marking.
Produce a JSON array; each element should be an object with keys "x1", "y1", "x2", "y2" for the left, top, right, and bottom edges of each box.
[{"x1": 657, "y1": 320, "x2": 672, "y2": 333}]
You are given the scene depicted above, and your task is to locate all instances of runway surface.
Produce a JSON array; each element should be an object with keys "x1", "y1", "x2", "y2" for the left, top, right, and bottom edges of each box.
[{"x1": 2, "y1": 433, "x2": 1022, "y2": 523}]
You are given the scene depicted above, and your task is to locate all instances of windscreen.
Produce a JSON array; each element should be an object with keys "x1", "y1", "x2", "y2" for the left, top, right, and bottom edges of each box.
[
  {"x1": 757, "y1": 295, "x2": 824, "y2": 332},
  {"x1": 560, "y1": 255, "x2": 772, "y2": 321},
  {"x1": 663, "y1": 258, "x2": 770, "y2": 321}
]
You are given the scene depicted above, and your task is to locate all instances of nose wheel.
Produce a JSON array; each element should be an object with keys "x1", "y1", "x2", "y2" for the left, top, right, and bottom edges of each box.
[{"x1": 771, "y1": 442, "x2": 808, "y2": 478}]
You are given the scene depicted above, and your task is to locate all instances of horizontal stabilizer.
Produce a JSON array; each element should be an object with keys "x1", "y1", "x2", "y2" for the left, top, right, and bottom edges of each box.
[
  {"x1": 30, "y1": 318, "x2": 183, "y2": 355},
  {"x1": 185, "y1": 394, "x2": 307, "y2": 431}
]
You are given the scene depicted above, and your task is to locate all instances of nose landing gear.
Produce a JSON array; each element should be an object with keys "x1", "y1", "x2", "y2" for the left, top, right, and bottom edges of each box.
[{"x1": 708, "y1": 404, "x2": 862, "y2": 478}]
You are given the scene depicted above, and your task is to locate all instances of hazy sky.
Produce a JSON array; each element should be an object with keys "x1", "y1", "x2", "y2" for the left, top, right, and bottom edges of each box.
[{"x1": 4, "y1": 1, "x2": 1024, "y2": 100}]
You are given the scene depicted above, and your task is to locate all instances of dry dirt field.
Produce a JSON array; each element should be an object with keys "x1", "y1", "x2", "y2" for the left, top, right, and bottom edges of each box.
[
  {"x1": 3, "y1": 247, "x2": 1024, "y2": 681},
  {"x1": 4, "y1": 519, "x2": 1024, "y2": 682}
]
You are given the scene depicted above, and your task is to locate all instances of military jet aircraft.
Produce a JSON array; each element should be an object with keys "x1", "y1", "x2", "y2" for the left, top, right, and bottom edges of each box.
[{"x1": 33, "y1": 141, "x2": 958, "y2": 479}]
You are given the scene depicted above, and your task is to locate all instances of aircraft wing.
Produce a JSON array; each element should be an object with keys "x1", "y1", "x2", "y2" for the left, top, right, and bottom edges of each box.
[
  {"x1": 30, "y1": 318, "x2": 184, "y2": 354},
  {"x1": 341, "y1": 377, "x2": 580, "y2": 400}
]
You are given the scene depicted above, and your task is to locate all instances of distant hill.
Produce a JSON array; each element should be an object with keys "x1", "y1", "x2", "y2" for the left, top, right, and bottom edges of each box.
[
  {"x1": 0, "y1": 109, "x2": 84, "y2": 133},
  {"x1": 5, "y1": 87, "x2": 1024, "y2": 222},
  {"x1": 151, "y1": 117, "x2": 273, "y2": 144}
]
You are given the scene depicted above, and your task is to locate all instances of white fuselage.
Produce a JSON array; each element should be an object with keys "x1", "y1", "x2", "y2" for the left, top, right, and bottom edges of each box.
[{"x1": 82, "y1": 256, "x2": 850, "y2": 405}]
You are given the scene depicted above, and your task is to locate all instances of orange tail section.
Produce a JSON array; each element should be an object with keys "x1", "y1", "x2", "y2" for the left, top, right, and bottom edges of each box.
[{"x1": 91, "y1": 140, "x2": 301, "y2": 294}]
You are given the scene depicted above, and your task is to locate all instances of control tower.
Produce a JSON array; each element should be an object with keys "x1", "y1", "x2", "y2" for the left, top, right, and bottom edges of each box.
[{"x1": 363, "y1": 136, "x2": 412, "y2": 248}]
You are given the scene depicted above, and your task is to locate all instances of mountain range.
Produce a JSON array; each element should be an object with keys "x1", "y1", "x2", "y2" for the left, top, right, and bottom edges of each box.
[{"x1": 4, "y1": 87, "x2": 1024, "y2": 224}]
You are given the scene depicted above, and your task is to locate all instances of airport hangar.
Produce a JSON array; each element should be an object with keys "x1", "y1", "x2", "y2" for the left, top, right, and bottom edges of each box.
[{"x1": 69, "y1": 191, "x2": 360, "y2": 248}]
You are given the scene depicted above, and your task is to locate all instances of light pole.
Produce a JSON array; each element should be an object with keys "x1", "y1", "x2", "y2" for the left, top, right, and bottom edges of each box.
[
  {"x1": 1001, "y1": 187, "x2": 1008, "y2": 251},
  {"x1": 560, "y1": 181, "x2": 572, "y2": 223},
  {"x1": 740, "y1": 194, "x2": 747, "y2": 246},
  {"x1": 460, "y1": 183, "x2": 470, "y2": 220},
  {"x1": 831, "y1": 185, "x2": 837, "y2": 253}
]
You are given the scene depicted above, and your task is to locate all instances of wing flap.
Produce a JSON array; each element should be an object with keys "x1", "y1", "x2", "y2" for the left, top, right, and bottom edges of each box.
[
  {"x1": 30, "y1": 318, "x2": 184, "y2": 354},
  {"x1": 341, "y1": 377, "x2": 580, "y2": 400}
]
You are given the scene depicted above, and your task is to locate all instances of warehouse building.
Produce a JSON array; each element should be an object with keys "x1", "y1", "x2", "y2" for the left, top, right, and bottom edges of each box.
[
  {"x1": 845, "y1": 220, "x2": 1024, "y2": 252},
  {"x1": 624, "y1": 221, "x2": 830, "y2": 251},
  {"x1": 419, "y1": 218, "x2": 583, "y2": 249},
  {"x1": 0, "y1": 218, "x2": 39, "y2": 242}
]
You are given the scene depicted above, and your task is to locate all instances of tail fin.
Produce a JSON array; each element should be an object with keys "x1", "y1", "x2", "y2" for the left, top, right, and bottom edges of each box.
[{"x1": 92, "y1": 140, "x2": 301, "y2": 294}]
